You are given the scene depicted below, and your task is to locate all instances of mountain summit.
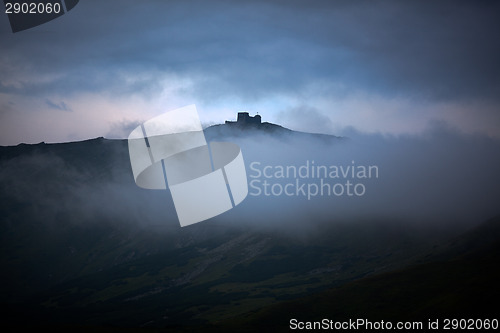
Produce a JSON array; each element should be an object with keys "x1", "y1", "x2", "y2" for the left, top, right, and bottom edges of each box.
[{"x1": 205, "y1": 111, "x2": 342, "y2": 142}]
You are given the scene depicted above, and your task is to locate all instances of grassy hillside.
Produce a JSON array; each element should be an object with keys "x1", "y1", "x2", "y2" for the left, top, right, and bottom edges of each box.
[{"x1": 210, "y1": 216, "x2": 500, "y2": 332}]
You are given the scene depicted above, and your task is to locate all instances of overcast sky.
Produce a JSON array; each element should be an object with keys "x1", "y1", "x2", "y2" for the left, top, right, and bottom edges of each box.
[{"x1": 1, "y1": 0, "x2": 500, "y2": 145}]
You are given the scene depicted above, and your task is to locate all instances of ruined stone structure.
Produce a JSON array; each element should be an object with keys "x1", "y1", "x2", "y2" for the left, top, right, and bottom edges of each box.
[{"x1": 225, "y1": 112, "x2": 261, "y2": 126}]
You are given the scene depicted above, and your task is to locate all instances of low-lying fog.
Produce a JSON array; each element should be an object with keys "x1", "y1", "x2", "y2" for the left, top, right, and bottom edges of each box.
[{"x1": 1, "y1": 122, "x2": 499, "y2": 234}]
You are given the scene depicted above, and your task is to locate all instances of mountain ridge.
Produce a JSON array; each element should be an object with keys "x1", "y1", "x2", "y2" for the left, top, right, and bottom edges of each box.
[{"x1": 0, "y1": 120, "x2": 342, "y2": 149}]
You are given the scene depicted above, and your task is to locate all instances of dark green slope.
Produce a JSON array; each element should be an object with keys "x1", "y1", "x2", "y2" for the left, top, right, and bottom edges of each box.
[
  {"x1": 0, "y1": 220, "x2": 441, "y2": 329},
  {"x1": 211, "y1": 216, "x2": 500, "y2": 332}
]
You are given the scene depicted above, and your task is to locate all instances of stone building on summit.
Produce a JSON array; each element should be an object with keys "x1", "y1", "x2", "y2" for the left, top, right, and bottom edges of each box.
[{"x1": 225, "y1": 112, "x2": 261, "y2": 126}]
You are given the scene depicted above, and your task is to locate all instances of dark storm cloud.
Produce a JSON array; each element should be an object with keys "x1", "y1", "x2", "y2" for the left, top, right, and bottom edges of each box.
[
  {"x1": 1, "y1": 0, "x2": 499, "y2": 102},
  {"x1": 45, "y1": 98, "x2": 72, "y2": 112}
]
